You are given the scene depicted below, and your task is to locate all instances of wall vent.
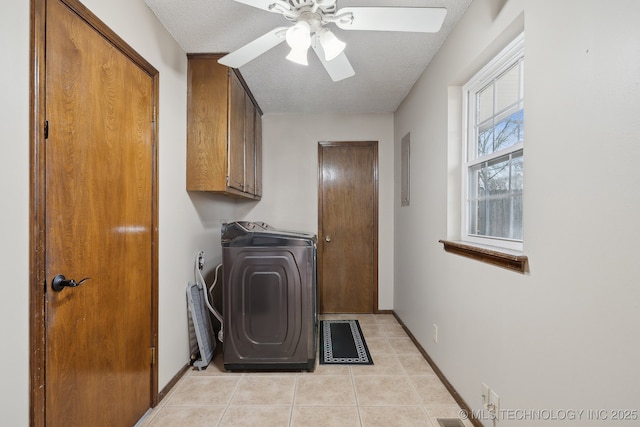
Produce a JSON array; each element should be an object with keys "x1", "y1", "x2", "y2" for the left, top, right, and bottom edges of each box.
[{"x1": 437, "y1": 418, "x2": 466, "y2": 427}]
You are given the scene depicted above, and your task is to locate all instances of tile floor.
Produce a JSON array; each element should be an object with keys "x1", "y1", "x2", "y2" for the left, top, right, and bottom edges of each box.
[{"x1": 138, "y1": 313, "x2": 472, "y2": 427}]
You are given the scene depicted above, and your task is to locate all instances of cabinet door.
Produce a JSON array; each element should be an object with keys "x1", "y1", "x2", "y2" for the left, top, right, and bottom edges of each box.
[
  {"x1": 244, "y1": 94, "x2": 256, "y2": 195},
  {"x1": 186, "y1": 57, "x2": 228, "y2": 191},
  {"x1": 254, "y1": 113, "x2": 262, "y2": 198},
  {"x1": 228, "y1": 72, "x2": 245, "y2": 192}
]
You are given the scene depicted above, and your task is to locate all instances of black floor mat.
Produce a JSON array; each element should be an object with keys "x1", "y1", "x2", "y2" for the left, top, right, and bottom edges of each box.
[{"x1": 319, "y1": 319, "x2": 373, "y2": 365}]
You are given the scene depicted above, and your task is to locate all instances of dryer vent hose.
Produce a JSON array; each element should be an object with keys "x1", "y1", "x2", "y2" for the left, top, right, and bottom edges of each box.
[{"x1": 195, "y1": 252, "x2": 224, "y2": 342}]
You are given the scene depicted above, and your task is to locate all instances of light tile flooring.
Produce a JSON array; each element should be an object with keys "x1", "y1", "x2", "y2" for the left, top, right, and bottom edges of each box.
[{"x1": 139, "y1": 314, "x2": 472, "y2": 427}]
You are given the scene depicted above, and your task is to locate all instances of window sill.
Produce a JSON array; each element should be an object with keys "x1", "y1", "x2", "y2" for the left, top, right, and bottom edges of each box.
[{"x1": 439, "y1": 240, "x2": 528, "y2": 273}]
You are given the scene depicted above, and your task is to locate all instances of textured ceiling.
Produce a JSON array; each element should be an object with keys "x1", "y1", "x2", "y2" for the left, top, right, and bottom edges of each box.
[{"x1": 145, "y1": 0, "x2": 472, "y2": 114}]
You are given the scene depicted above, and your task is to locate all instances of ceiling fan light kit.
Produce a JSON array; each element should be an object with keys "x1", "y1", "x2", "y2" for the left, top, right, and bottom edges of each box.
[
  {"x1": 219, "y1": 0, "x2": 448, "y2": 81},
  {"x1": 285, "y1": 21, "x2": 312, "y2": 65},
  {"x1": 317, "y1": 28, "x2": 345, "y2": 61},
  {"x1": 285, "y1": 47, "x2": 309, "y2": 65},
  {"x1": 285, "y1": 21, "x2": 311, "y2": 49}
]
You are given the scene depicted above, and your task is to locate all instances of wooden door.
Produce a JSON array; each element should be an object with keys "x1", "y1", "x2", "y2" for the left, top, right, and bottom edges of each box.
[
  {"x1": 318, "y1": 142, "x2": 378, "y2": 313},
  {"x1": 32, "y1": 0, "x2": 158, "y2": 425}
]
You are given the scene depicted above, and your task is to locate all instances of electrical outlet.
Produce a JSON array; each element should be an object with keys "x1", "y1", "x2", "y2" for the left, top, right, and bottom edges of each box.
[
  {"x1": 481, "y1": 383, "x2": 490, "y2": 408},
  {"x1": 432, "y1": 323, "x2": 438, "y2": 343},
  {"x1": 489, "y1": 389, "x2": 500, "y2": 420}
]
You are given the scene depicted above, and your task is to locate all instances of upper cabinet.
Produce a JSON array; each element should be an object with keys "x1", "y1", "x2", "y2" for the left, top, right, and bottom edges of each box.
[{"x1": 186, "y1": 53, "x2": 262, "y2": 199}]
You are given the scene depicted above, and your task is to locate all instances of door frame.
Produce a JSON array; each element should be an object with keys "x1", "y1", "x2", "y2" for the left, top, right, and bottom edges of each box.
[
  {"x1": 317, "y1": 141, "x2": 379, "y2": 313},
  {"x1": 29, "y1": 0, "x2": 160, "y2": 424}
]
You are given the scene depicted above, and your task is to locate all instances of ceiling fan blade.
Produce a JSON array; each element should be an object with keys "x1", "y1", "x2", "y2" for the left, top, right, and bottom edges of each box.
[
  {"x1": 312, "y1": 43, "x2": 354, "y2": 82},
  {"x1": 232, "y1": 0, "x2": 292, "y2": 14},
  {"x1": 218, "y1": 27, "x2": 288, "y2": 68},
  {"x1": 335, "y1": 7, "x2": 447, "y2": 33}
]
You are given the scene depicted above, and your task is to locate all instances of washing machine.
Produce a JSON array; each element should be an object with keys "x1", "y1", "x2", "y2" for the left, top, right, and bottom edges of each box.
[{"x1": 221, "y1": 221, "x2": 317, "y2": 371}]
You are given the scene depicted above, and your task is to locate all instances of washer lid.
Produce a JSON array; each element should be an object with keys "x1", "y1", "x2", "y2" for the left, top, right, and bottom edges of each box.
[{"x1": 221, "y1": 221, "x2": 317, "y2": 247}]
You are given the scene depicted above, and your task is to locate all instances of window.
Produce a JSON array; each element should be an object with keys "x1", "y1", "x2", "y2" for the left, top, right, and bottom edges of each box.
[{"x1": 463, "y1": 33, "x2": 524, "y2": 250}]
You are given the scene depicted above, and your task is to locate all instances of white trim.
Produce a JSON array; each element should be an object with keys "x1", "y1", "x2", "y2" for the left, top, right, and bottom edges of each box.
[
  {"x1": 464, "y1": 32, "x2": 525, "y2": 98},
  {"x1": 461, "y1": 32, "x2": 525, "y2": 251},
  {"x1": 465, "y1": 141, "x2": 523, "y2": 168}
]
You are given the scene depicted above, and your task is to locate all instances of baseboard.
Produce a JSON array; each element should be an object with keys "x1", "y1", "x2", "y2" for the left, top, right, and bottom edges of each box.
[
  {"x1": 156, "y1": 363, "x2": 191, "y2": 405},
  {"x1": 392, "y1": 311, "x2": 483, "y2": 427},
  {"x1": 375, "y1": 309, "x2": 394, "y2": 314}
]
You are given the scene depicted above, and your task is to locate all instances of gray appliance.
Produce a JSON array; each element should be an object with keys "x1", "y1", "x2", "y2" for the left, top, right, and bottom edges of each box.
[{"x1": 221, "y1": 221, "x2": 317, "y2": 371}]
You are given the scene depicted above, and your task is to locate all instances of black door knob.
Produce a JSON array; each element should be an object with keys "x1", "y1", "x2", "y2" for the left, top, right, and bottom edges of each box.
[{"x1": 51, "y1": 274, "x2": 90, "y2": 292}]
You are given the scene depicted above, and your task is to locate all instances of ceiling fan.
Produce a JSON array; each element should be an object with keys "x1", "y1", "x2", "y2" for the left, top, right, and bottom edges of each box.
[{"x1": 218, "y1": 0, "x2": 447, "y2": 82}]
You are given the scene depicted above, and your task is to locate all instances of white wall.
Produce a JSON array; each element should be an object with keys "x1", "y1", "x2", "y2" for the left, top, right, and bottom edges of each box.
[
  {"x1": 0, "y1": 1, "x2": 238, "y2": 424},
  {"x1": 394, "y1": 0, "x2": 640, "y2": 425},
  {"x1": 0, "y1": 1, "x2": 31, "y2": 425},
  {"x1": 246, "y1": 113, "x2": 395, "y2": 310}
]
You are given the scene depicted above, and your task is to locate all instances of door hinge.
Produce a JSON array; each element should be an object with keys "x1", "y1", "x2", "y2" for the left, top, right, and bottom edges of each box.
[
  {"x1": 150, "y1": 347, "x2": 156, "y2": 365},
  {"x1": 152, "y1": 106, "x2": 156, "y2": 123},
  {"x1": 44, "y1": 120, "x2": 49, "y2": 139}
]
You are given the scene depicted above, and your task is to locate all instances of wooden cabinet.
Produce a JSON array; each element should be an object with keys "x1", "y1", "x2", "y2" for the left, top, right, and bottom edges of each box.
[{"x1": 186, "y1": 53, "x2": 262, "y2": 199}]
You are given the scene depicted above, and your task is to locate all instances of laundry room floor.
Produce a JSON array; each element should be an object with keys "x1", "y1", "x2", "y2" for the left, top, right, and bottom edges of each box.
[{"x1": 138, "y1": 314, "x2": 472, "y2": 427}]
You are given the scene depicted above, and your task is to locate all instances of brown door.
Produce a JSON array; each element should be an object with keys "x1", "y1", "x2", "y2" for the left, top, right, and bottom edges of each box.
[
  {"x1": 34, "y1": 0, "x2": 158, "y2": 425},
  {"x1": 318, "y1": 141, "x2": 378, "y2": 313}
]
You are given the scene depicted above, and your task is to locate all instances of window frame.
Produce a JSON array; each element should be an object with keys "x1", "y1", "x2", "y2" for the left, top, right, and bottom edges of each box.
[{"x1": 462, "y1": 33, "x2": 525, "y2": 251}]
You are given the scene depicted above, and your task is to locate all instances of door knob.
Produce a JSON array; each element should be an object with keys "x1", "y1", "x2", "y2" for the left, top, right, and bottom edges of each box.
[
  {"x1": 51, "y1": 274, "x2": 91, "y2": 292},
  {"x1": 325, "y1": 235, "x2": 331, "y2": 242}
]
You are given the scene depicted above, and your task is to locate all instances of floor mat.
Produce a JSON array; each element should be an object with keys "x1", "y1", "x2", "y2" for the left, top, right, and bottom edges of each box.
[{"x1": 319, "y1": 319, "x2": 373, "y2": 365}]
